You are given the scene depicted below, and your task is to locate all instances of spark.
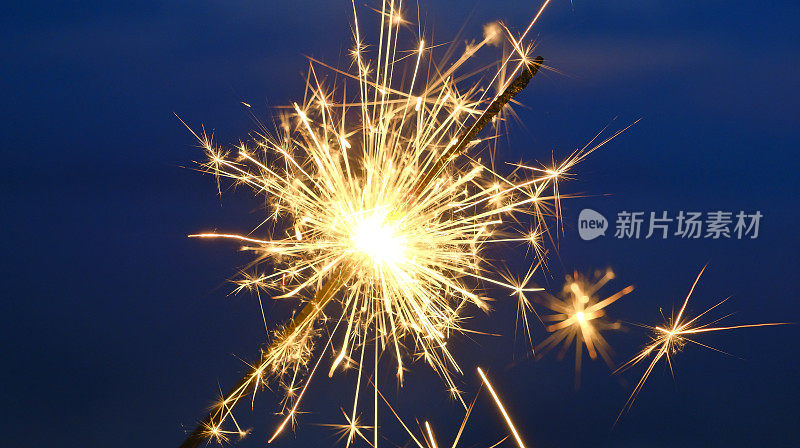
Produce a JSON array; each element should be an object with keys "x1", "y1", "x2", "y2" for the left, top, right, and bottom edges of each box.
[
  {"x1": 534, "y1": 268, "x2": 633, "y2": 388},
  {"x1": 499, "y1": 260, "x2": 544, "y2": 347},
  {"x1": 614, "y1": 266, "x2": 788, "y2": 423},
  {"x1": 316, "y1": 409, "x2": 373, "y2": 446},
  {"x1": 178, "y1": 1, "x2": 628, "y2": 446}
]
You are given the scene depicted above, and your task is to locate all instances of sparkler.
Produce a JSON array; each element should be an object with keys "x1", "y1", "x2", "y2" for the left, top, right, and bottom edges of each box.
[
  {"x1": 178, "y1": 1, "x2": 631, "y2": 446},
  {"x1": 614, "y1": 266, "x2": 788, "y2": 423},
  {"x1": 534, "y1": 269, "x2": 633, "y2": 388}
]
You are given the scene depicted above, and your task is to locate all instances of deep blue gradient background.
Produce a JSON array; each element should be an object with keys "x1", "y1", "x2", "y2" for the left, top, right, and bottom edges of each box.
[{"x1": 2, "y1": 1, "x2": 799, "y2": 447}]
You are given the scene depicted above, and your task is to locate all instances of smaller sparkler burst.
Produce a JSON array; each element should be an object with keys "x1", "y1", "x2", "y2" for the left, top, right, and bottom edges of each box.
[
  {"x1": 534, "y1": 269, "x2": 634, "y2": 388},
  {"x1": 614, "y1": 266, "x2": 788, "y2": 422}
]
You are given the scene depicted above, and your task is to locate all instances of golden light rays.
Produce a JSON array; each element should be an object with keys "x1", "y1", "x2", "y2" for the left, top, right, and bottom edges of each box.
[
  {"x1": 534, "y1": 269, "x2": 633, "y2": 388},
  {"x1": 614, "y1": 266, "x2": 788, "y2": 423}
]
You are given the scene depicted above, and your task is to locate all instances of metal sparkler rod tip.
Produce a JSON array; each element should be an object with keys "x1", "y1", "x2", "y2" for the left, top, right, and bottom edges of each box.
[{"x1": 414, "y1": 56, "x2": 544, "y2": 196}]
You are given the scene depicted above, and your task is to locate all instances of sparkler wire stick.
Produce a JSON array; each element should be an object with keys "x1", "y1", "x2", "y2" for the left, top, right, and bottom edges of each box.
[
  {"x1": 179, "y1": 57, "x2": 545, "y2": 448},
  {"x1": 414, "y1": 57, "x2": 543, "y2": 195}
]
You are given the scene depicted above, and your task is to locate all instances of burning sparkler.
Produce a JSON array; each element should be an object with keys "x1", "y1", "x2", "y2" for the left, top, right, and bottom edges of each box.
[
  {"x1": 178, "y1": 1, "x2": 631, "y2": 446},
  {"x1": 534, "y1": 268, "x2": 634, "y2": 388},
  {"x1": 614, "y1": 266, "x2": 788, "y2": 423}
]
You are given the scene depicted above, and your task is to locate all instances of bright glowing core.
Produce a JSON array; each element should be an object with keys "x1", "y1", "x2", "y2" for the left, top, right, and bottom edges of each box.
[
  {"x1": 575, "y1": 311, "x2": 586, "y2": 322},
  {"x1": 351, "y1": 212, "x2": 407, "y2": 266}
]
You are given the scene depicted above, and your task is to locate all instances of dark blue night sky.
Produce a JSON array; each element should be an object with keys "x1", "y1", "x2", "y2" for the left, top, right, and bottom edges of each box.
[{"x1": 2, "y1": 1, "x2": 799, "y2": 447}]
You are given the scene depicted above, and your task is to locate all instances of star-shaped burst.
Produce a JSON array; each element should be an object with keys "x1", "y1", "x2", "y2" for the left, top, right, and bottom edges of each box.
[{"x1": 614, "y1": 266, "x2": 788, "y2": 422}]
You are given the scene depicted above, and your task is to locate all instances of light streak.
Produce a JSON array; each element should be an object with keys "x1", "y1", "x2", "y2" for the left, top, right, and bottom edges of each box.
[{"x1": 478, "y1": 367, "x2": 526, "y2": 448}]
